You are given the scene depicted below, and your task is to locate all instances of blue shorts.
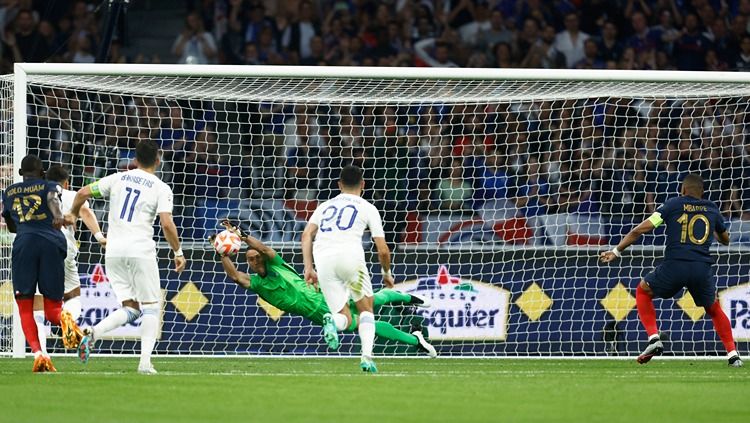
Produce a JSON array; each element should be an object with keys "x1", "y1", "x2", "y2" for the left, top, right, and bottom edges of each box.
[
  {"x1": 643, "y1": 260, "x2": 715, "y2": 307},
  {"x1": 12, "y1": 234, "x2": 66, "y2": 300}
]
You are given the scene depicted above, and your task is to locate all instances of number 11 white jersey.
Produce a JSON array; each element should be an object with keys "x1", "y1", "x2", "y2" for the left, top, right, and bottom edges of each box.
[
  {"x1": 309, "y1": 193, "x2": 385, "y2": 261},
  {"x1": 93, "y1": 168, "x2": 173, "y2": 258}
]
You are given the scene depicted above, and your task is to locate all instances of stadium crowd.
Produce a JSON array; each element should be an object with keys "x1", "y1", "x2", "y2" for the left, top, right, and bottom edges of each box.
[
  {"x1": 185, "y1": 0, "x2": 750, "y2": 71},
  {"x1": 2, "y1": 0, "x2": 750, "y2": 246}
]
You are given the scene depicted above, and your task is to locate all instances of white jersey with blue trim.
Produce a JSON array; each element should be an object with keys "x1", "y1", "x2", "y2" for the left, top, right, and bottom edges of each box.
[
  {"x1": 309, "y1": 193, "x2": 385, "y2": 260},
  {"x1": 60, "y1": 188, "x2": 88, "y2": 254},
  {"x1": 93, "y1": 168, "x2": 173, "y2": 258}
]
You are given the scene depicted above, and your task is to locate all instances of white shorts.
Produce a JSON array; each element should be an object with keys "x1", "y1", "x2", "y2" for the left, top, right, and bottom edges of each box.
[
  {"x1": 63, "y1": 246, "x2": 81, "y2": 293},
  {"x1": 105, "y1": 256, "x2": 161, "y2": 304},
  {"x1": 316, "y1": 255, "x2": 373, "y2": 314}
]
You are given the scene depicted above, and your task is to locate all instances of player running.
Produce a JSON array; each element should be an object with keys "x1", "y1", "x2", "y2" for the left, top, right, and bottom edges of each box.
[
  {"x1": 1, "y1": 155, "x2": 82, "y2": 372},
  {"x1": 600, "y1": 174, "x2": 742, "y2": 367},
  {"x1": 68, "y1": 139, "x2": 186, "y2": 374},
  {"x1": 301, "y1": 165, "x2": 393, "y2": 373},
  {"x1": 33, "y1": 165, "x2": 107, "y2": 356},
  {"x1": 214, "y1": 221, "x2": 436, "y2": 357}
]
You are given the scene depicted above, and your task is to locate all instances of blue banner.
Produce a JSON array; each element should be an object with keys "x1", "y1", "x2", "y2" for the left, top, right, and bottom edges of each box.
[{"x1": 71, "y1": 248, "x2": 750, "y2": 356}]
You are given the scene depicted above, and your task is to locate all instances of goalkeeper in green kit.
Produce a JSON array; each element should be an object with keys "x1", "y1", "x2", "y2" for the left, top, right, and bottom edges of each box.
[{"x1": 212, "y1": 221, "x2": 437, "y2": 357}]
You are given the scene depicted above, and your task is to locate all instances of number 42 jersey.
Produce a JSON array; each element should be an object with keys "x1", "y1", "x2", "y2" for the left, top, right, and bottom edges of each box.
[
  {"x1": 2, "y1": 178, "x2": 66, "y2": 249},
  {"x1": 90, "y1": 169, "x2": 173, "y2": 258},
  {"x1": 309, "y1": 193, "x2": 385, "y2": 261}
]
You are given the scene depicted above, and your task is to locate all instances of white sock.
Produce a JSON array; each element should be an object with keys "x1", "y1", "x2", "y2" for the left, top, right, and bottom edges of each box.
[
  {"x1": 63, "y1": 296, "x2": 82, "y2": 322},
  {"x1": 728, "y1": 350, "x2": 739, "y2": 359},
  {"x1": 93, "y1": 306, "x2": 140, "y2": 340},
  {"x1": 648, "y1": 334, "x2": 660, "y2": 342},
  {"x1": 333, "y1": 313, "x2": 348, "y2": 331},
  {"x1": 33, "y1": 310, "x2": 47, "y2": 355},
  {"x1": 358, "y1": 311, "x2": 375, "y2": 359},
  {"x1": 139, "y1": 304, "x2": 160, "y2": 369}
]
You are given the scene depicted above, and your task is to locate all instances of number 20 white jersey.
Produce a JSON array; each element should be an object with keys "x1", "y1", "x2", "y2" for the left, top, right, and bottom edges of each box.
[
  {"x1": 309, "y1": 193, "x2": 385, "y2": 261},
  {"x1": 93, "y1": 168, "x2": 173, "y2": 258}
]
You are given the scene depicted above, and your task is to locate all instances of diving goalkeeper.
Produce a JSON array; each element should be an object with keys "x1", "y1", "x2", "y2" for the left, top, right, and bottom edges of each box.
[{"x1": 213, "y1": 221, "x2": 437, "y2": 357}]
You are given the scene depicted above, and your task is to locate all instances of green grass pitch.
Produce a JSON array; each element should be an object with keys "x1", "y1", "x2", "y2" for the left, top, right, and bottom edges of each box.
[{"x1": 0, "y1": 357, "x2": 746, "y2": 423}]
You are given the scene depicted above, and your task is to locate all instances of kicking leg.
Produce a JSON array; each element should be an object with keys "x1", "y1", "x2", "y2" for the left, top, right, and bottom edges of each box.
[
  {"x1": 79, "y1": 299, "x2": 141, "y2": 364},
  {"x1": 63, "y1": 287, "x2": 82, "y2": 322},
  {"x1": 32, "y1": 294, "x2": 47, "y2": 356},
  {"x1": 374, "y1": 289, "x2": 430, "y2": 308},
  {"x1": 636, "y1": 281, "x2": 663, "y2": 364},
  {"x1": 704, "y1": 301, "x2": 742, "y2": 367}
]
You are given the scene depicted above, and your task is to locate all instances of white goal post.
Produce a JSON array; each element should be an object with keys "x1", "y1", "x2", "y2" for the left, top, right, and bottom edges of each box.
[{"x1": 2, "y1": 63, "x2": 750, "y2": 358}]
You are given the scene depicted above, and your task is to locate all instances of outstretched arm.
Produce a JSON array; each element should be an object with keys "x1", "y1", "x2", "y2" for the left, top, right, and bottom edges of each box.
[
  {"x1": 373, "y1": 237, "x2": 394, "y2": 288},
  {"x1": 67, "y1": 185, "x2": 93, "y2": 222},
  {"x1": 47, "y1": 190, "x2": 65, "y2": 229},
  {"x1": 301, "y1": 222, "x2": 319, "y2": 287},
  {"x1": 220, "y1": 255, "x2": 251, "y2": 289},
  {"x1": 600, "y1": 218, "x2": 656, "y2": 263},
  {"x1": 715, "y1": 230, "x2": 730, "y2": 246},
  {"x1": 79, "y1": 204, "x2": 106, "y2": 247},
  {"x1": 222, "y1": 220, "x2": 276, "y2": 260}
]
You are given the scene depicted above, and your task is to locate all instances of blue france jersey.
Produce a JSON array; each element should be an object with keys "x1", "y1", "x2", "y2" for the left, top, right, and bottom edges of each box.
[
  {"x1": 655, "y1": 196, "x2": 726, "y2": 263},
  {"x1": 1, "y1": 178, "x2": 66, "y2": 249}
]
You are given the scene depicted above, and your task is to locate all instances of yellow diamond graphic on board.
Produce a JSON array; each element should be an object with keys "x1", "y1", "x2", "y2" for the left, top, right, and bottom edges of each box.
[
  {"x1": 0, "y1": 280, "x2": 13, "y2": 318},
  {"x1": 677, "y1": 291, "x2": 705, "y2": 322},
  {"x1": 170, "y1": 281, "x2": 208, "y2": 321},
  {"x1": 515, "y1": 282, "x2": 553, "y2": 321},
  {"x1": 601, "y1": 282, "x2": 636, "y2": 322},
  {"x1": 258, "y1": 298, "x2": 285, "y2": 322}
]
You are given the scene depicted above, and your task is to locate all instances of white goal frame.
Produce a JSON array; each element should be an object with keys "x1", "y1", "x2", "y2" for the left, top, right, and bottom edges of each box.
[{"x1": 7, "y1": 63, "x2": 750, "y2": 358}]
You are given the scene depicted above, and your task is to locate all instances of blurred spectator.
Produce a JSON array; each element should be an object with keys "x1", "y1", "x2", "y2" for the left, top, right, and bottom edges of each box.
[
  {"x1": 173, "y1": 12, "x2": 217, "y2": 64},
  {"x1": 575, "y1": 39, "x2": 605, "y2": 69},
  {"x1": 281, "y1": 0, "x2": 318, "y2": 60},
  {"x1": 626, "y1": 11, "x2": 658, "y2": 54},
  {"x1": 735, "y1": 35, "x2": 750, "y2": 71},
  {"x1": 672, "y1": 13, "x2": 710, "y2": 70},
  {"x1": 475, "y1": 9, "x2": 512, "y2": 50},
  {"x1": 597, "y1": 21, "x2": 623, "y2": 63},
  {"x1": 437, "y1": 158, "x2": 472, "y2": 211},
  {"x1": 415, "y1": 38, "x2": 458, "y2": 67},
  {"x1": 553, "y1": 12, "x2": 589, "y2": 68},
  {"x1": 3, "y1": 8, "x2": 49, "y2": 63}
]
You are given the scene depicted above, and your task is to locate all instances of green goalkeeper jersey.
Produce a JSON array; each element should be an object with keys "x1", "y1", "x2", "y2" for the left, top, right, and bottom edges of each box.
[{"x1": 248, "y1": 254, "x2": 328, "y2": 325}]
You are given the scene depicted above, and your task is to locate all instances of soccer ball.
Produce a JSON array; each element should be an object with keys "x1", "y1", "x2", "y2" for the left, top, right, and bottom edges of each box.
[{"x1": 213, "y1": 230, "x2": 242, "y2": 257}]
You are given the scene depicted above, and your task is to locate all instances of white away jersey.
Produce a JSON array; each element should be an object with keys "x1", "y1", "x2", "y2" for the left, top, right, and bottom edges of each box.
[
  {"x1": 60, "y1": 189, "x2": 89, "y2": 253},
  {"x1": 309, "y1": 193, "x2": 385, "y2": 259},
  {"x1": 93, "y1": 169, "x2": 173, "y2": 258}
]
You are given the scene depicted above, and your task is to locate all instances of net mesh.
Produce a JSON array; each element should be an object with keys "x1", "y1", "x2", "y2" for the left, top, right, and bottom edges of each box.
[
  {"x1": 0, "y1": 76, "x2": 13, "y2": 355},
  {"x1": 2, "y1": 71, "x2": 750, "y2": 356}
]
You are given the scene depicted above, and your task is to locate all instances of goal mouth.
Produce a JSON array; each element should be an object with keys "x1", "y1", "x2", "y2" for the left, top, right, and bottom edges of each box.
[{"x1": 2, "y1": 65, "x2": 749, "y2": 358}]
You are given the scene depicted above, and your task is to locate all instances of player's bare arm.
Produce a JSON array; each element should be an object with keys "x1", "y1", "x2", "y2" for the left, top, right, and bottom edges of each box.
[
  {"x1": 600, "y1": 218, "x2": 656, "y2": 263},
  {"x1": 373, "y1": 237, "x2": 394, "y2": 288},
  {"x1": 219, "y1": 254, "x2": 251, "y2": 289},
  {"x1": 2, "y1": 210, "x2": 16, "y2": 233},
  {"x1": 66, "y1": 184, "x2": 93, "y2": 224},
  {"x1": 47, "y1": 190, "x2": 65, "y2": 230},
  {"x1": 715, "y1": 230, "x2": 730, "y2": 246},
  {"x1": 79, "y1": 204, "x2": 107, "y2": 247},
  {"x1": 160, "y1": 212, "x2": 186, "y2": 274},
  {"x1": 221, "y1": 220, "x2": 276, "y2": 259},
  {"x1": 301, "y1": 222, "x2": 318, "y2": 287}
]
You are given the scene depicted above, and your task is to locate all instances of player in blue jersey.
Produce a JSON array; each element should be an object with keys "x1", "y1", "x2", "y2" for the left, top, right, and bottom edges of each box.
[
  {"x1": 600, "y1": 174, "x2": 742, "y2": 367},
  {"x1": 1, "y1": 155, "x2": 82, "y2": 372}
]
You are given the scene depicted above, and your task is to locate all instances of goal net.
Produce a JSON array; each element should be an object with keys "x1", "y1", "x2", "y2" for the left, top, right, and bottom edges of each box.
[{"x1": 2, "y1": 64, "x2": 750, "y2": 357}]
